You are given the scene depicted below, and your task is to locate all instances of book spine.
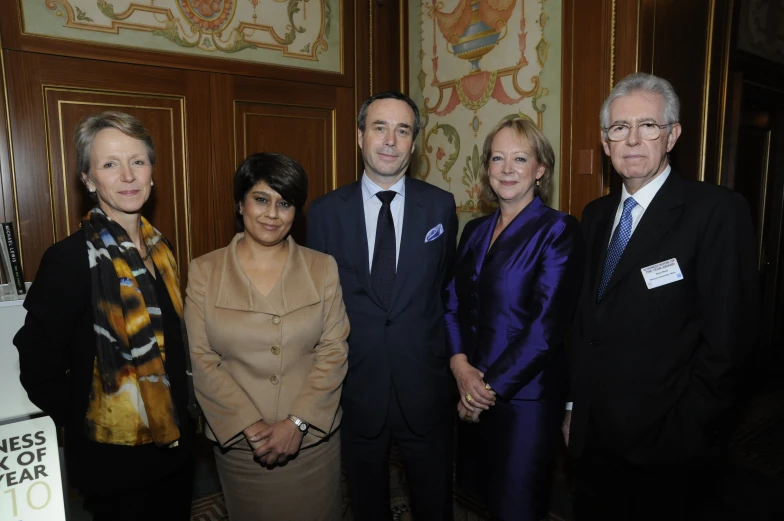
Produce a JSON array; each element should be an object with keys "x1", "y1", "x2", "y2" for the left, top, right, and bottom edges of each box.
[
  {"x1": 0, "y1": 225, "x2": 14, "y2": 298},
  {"x1": 1, "y1": 222, "x2": 25, "y2": 295}
]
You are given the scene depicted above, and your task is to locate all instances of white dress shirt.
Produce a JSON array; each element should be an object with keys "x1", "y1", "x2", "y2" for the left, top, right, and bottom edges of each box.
[
  {"x1": 362, "y1": 173, "x2": 406, "y2": 271},
  {"x1": 607, "y1": 165, "x2": 671, "y2": 245}
]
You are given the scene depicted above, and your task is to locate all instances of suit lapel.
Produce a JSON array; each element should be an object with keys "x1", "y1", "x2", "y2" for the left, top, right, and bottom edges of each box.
[
  {"x1": 388, "y1": 178, "x2": 422, "y2": 311},
  {"x1": 215, "y1": 234, "x2": 280, "y2": 314},
  {"x1": 472, "y1": 210, "x2": 497, "y2": 275},
  {"x1": 590, "y1": 196, "x2": 618, "y2": 309},
  {"x1": 338, "y1": 181, "x2": 386, "y2": 309},
  {"x1": 279, "y1": 237, "x2": 322, "y2": 313},
  {"x1": 601, "y1": 173, "x2": 684, "y2": 299},
  {"x1": 487, "y1": 197, "x2": 546, "y2": 260}
]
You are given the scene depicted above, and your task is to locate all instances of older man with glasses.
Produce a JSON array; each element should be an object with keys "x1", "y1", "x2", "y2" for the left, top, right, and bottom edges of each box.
[{"x1": 564, "y1": 72, "x2": 759, "y2": 521}]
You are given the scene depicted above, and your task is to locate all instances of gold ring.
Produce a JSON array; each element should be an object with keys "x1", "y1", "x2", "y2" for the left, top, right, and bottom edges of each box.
[
  {"x1": 463, "y1": 413, "x2": 472, "y2": 422},
  {"x1": 465, "y1": 394, "x2": 473, "y2": 403},
  {"x1": 485, "y1": 382, "x2": 492, "y2": 391}
]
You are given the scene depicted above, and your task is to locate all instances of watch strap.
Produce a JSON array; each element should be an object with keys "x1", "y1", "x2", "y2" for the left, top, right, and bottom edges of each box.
[{"x1": 287, "y1": 414, "x2": 308, "y2": 432}]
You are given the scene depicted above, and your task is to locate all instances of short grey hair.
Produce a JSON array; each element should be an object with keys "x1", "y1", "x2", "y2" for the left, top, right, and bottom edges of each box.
[
  {"x1": 74, "y1": 111, "x2": 155, "y2": 177},
  {"x1": 600, "y1": 73, "x2": 680, "y2": 129}
]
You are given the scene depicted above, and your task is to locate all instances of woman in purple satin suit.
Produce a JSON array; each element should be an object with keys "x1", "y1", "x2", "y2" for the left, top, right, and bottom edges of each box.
[{"x1": 444, "y1": 118, "x2": 583, "y2": 521}]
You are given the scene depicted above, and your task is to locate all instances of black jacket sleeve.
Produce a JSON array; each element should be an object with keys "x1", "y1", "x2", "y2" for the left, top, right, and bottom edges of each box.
[{"x1": 13, "y1": 237, "x2": 90, "y2": 426}]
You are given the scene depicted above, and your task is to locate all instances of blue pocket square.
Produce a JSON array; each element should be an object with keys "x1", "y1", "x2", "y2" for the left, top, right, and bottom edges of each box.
[{"x1": 425, "y1": 224, "x2": 445, "y2": 243}]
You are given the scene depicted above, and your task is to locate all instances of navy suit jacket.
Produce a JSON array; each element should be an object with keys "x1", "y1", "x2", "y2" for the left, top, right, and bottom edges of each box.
[
  {"x1": 444, "y1": 197, "x2": 583, "y2": 402},
  {"x1": 569, "y1": 171, "x2": 759, "y2": 465},
  {"x1": 307, "y1": 176, "x2": 458, "y2": 436}
]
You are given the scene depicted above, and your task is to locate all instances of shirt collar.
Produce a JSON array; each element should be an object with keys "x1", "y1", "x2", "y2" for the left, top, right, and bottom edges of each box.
[
  {"x1": 361, "y1": 172, "x2": 406, "y2": 202},
  {"x1": 621, "y1": 164, "x2": 671, "y2": 210}
]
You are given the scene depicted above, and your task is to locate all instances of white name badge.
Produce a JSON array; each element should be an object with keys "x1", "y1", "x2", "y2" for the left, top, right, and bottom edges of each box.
[{"x1": 641, "y1": 258, "x2": 684, "y2": 289}]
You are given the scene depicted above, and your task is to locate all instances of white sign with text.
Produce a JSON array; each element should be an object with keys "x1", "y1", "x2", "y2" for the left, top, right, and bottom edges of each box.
[{"x1": 0, "y1": 416, "x2": 65, "y2": 521}]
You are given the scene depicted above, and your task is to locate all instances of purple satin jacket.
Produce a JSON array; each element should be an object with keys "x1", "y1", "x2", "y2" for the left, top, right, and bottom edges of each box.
[{"x1": 444, "y1": 197, "x2": 584, "y2": 401}]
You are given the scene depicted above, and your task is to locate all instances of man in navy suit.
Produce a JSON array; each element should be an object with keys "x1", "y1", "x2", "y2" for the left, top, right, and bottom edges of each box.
[
  {"x1": 307, "y1": 91, "x2": 458, "y2": 520},
  {"x1": 565, "y1": 73, "x2": 759, "y2": 520}
]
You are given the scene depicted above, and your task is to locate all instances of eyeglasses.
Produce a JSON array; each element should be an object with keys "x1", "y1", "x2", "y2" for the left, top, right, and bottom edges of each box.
[{"x1": 603, "y1": 122, "x2": 676, "y2": 142}]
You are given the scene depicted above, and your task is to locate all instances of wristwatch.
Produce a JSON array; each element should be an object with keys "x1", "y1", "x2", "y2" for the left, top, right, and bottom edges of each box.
[{"x1": 287, "y1": 414, "x2": 308, "y2": 433}]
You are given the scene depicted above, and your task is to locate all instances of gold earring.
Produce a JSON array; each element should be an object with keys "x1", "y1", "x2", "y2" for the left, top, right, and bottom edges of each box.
[
  {"x1": 535, "y1": 179, "x2": 540, "y2": 187},
  {"x1": 150, "y1": 180, "x2": 154, "y2": 187}
]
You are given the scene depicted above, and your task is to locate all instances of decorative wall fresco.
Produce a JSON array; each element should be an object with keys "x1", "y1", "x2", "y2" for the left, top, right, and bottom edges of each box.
[
  {"x1": 738, "y1": 0, "x2": 784, "y2": 65},
  {"x1": 21, "y1": 0, "x2": 342, "y2": 72},
  {"x1": 408, "y1": 0, "x2": 562, "y2": 230}
]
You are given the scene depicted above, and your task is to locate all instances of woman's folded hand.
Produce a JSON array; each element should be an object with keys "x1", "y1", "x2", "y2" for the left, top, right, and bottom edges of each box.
[
  {"x1": 450, "y1": 354, "x2": 496, "y2": 412},
  {"x1": 251, "y1": 419, "x2": 305, "y2": 467}
]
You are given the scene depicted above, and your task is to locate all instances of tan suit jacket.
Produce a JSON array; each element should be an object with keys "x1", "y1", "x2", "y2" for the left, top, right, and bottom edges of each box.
[{"x1": 184, "y1": 234, "x2": 349, "y2": 450}]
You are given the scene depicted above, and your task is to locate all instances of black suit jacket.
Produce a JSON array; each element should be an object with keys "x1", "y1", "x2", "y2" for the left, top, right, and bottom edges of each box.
[
  {"x1": 307, "y1": 176, "x2": 458, "y2": 436},
  {"x1": 569, "y1": 171, "x2": 759, "y2": 465}
]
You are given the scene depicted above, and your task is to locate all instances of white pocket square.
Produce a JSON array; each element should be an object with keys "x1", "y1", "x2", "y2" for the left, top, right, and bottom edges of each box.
[{"x1": 425, "y1": 224, "x2": 445, "y2": 243}]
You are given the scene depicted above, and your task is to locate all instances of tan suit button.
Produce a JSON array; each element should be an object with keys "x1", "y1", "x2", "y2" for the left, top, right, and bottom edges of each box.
[
  {"x1": 271, "y1": 345, "x2": 281, "y2": 355},
  {"x1": 270, "y1": 375, "x2": 279, "y2": 384},
  {"x1": 272, "y1": 315, "x2": 281, "y2": 325}
]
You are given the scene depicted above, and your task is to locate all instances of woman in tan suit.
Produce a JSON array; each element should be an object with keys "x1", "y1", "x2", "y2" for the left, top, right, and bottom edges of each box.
[{"x1": 184, "y1": 153, "x2": 349, "y2": 520}]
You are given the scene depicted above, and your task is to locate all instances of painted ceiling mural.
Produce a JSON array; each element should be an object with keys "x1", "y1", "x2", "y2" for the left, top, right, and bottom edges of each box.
[
  {"x1": 21, "y1": 0, "x2": 341, "y2": 72},
  {"x1": 409, "y1": 0, "x2": 562, "y2": 225}
]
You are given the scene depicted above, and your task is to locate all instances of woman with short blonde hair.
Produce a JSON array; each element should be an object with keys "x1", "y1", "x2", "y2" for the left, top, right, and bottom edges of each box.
[
  {"x1": 15, "y1": 111, "x2": 198, "y2": 520},
  {"x1": 445, "y1": 117, "x2": 583, "y2": 520}
]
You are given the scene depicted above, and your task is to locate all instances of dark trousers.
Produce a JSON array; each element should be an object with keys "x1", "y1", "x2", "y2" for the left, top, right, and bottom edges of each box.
[
  {"x1": 341, "y1": 387, "x2": 453, "y2": 521},
  {"x1": 82, "y1": 461, "x2": 193, "y2": 521},
  {"x1": 573, "y1": 446, "x2": 714, "y2": 521}
]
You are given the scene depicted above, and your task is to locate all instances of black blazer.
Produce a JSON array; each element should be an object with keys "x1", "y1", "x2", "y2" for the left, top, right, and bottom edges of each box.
[
  {"x1": 13, "y1": 230, "x2": 194, "y2": 494},
  {"x1": 569, "y1": 171, "x2": 759, "y2": 465},
  {"x1": 307, "y1": 177, "x2": 458, "y2": 436}
]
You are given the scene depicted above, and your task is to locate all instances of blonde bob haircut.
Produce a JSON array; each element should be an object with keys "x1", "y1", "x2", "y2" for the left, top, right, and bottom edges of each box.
[{"x1": 480, "y1": 117, "x2": 554, "y2": 204}]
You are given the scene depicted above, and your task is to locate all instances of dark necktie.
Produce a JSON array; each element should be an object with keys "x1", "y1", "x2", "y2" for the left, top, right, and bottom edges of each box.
[
  {"x1": 371, "y1": 190, "x2": 397, "y2": 308},
  {"x1": 597, "y1": 196, "x2": 637, "y2": 302}
]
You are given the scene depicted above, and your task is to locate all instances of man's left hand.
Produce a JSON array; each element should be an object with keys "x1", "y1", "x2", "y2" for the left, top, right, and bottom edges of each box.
[{"x1": 252, "y1": 419, "x2": 305, "y2": 466}]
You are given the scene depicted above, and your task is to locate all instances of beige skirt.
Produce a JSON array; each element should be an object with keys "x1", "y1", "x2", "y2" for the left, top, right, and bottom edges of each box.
[{"x1": 213, "y1": 431, "x2": 343, "y2": 521}]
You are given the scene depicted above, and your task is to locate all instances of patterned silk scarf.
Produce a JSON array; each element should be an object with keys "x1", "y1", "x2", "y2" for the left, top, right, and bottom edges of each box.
[{"x1": 82, "y1": 208, "x2": 198, "y2": 447}]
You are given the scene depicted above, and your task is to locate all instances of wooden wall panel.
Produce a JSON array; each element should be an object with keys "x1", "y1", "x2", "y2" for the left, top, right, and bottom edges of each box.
[
  {"x1": 371, "y1": 0, "x2": 406, "y2": 94},
  {"x1": 560, "y1": 0, "x2": 614, "y2": 218},
  {"x1": 209, "y1": 73, "x2": 355, "y2": 247},
  {"x1": 614, "y1": 0, "x2": 641, "y2": 82},
  {"x1": 3, "y1": 50, "x2": 214, "y2": 284},
  {"x1": 0, "y1": 41, "x2": 11, "y2": 224},
  {"x1": 702, "y1": 0, "x2": 736, "y2": 186},
  {"x1": 634, "y1": 0, "x2": 734, "y2": 185},
  {"x1": 641, "y1": 0, "x2": 712, "y2": 180},
  {"x1": 236, "y1": 104, "x2": 334, "y2": 198},
  {"x1": 354, "y1": 0, "x2": 371, "y2": 107}
]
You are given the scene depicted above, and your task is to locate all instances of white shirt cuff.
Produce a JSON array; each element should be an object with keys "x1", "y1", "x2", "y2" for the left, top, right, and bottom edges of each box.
[{"x1": 565, "y1": 401, "x2": 573, "y2": 411}]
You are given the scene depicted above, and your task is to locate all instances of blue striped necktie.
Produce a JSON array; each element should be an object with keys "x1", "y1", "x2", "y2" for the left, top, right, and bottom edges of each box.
[{"x1": 597, "y1": 197, "x2": 637, "y2": 302}]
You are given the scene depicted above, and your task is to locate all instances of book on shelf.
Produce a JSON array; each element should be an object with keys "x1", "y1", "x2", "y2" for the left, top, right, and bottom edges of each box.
[
  {"x1": 0, "y1": 241, "x2": 9, "y2": 301},
  {"x1": 1, "y1": 222, "x2": 25, "y2": 296}
]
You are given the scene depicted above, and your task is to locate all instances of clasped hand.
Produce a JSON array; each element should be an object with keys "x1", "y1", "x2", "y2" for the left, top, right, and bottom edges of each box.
[
  {"x1": 243, "y1": 419, "x2": 305, "y2": 467},
  {"x1": 450, "y1": 354, "x2": 496, "y2": 422}
]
